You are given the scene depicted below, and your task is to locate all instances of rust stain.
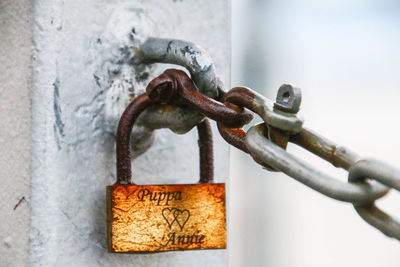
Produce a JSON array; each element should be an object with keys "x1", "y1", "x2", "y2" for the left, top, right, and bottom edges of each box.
[
  {"x1": 107, "y1": 183, "x2": 226, "y2": 252},
  {"x1": 217, "y1": 124, "x2": 248, "y2": 153}
]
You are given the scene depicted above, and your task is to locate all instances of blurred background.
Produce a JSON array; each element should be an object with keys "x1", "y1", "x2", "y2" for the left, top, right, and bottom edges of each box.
[{"x1": 230, "y1": 0, "x2": 400, "y2": 266}]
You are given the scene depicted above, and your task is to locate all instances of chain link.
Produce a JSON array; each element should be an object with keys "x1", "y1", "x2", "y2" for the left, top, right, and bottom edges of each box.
[
  {"x1": 134, "y1": 68, "x2": 400, "y2": 241},
  {"x1": 129, "y1": 37, "x2": 223, "y2": 157}
]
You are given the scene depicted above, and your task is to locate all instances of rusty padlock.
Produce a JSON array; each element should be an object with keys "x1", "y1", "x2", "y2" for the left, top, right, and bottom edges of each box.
[{"x1": 107, "y1": 94, "x2": 226, "y2": 253}]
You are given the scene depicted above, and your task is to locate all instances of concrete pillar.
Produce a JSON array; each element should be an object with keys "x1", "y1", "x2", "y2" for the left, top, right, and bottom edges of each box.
[
  {"x1": 0, "y1": 1, "x2": 32, "y2": 266},
  {"x1": 29, "y1": 0, "x2": 229, "y2": 266}
]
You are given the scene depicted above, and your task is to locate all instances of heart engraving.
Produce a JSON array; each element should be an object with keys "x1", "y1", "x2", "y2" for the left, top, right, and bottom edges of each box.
[
  {"x1": 162, "y1": 208, "x2": 190, "y2": 230},
  {"x1": 162, "y1": 208, "x2": 176, "y2": 229},
  {"x1": 173, "y1": 209, "x2": 190, "y2": 230}
]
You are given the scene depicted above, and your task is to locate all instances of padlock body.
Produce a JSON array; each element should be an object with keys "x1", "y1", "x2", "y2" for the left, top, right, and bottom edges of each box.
[{"x1": 107, "y1": 183, "x2": 226, "y2": 252}]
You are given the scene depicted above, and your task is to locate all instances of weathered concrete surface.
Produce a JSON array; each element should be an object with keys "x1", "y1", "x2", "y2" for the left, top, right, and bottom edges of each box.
[
  {"x1": 31, "y1": 0, "x2": 229, "y2": 266},
  {"x1": 0, "y1": 1, "x2": 32, "y2": 266}
]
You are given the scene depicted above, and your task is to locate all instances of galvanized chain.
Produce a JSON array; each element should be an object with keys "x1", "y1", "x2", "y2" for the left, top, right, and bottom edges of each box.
[
  {"x1": 129, "y1": 37, "x2": 222, "y2": 157},
  {"x1": 140, "y1": 68, "x2": 400, "y2": 241}
]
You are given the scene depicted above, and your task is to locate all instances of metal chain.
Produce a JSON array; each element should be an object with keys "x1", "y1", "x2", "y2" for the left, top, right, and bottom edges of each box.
[
  {"x1": 136, "y1": 68, "x2": 400, "y2": 241},
  {"x1": 128, "y1": 37, "x2": 223, "y2": 157}
]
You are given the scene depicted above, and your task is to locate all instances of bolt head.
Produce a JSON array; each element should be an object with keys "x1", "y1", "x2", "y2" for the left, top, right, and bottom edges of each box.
[{"x1": 274, "y1": 84, "x2": 302, "y2": 113}]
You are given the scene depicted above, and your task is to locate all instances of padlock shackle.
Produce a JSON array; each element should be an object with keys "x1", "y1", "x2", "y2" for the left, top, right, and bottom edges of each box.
[
  {"x1": 197, "y1": 119, "x2": 214, "y2": 183},
  {"x1": 116, "y1": 93, "x2": 214, "y2": 185}
]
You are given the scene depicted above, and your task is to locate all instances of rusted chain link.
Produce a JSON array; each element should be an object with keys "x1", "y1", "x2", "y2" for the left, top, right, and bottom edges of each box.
[
  {"x1": 146, "y1": 69, "x2": 253, "y2": 128},
  {"x1": 134, "y1": 68, "x2": 400, "y2": 241}
]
